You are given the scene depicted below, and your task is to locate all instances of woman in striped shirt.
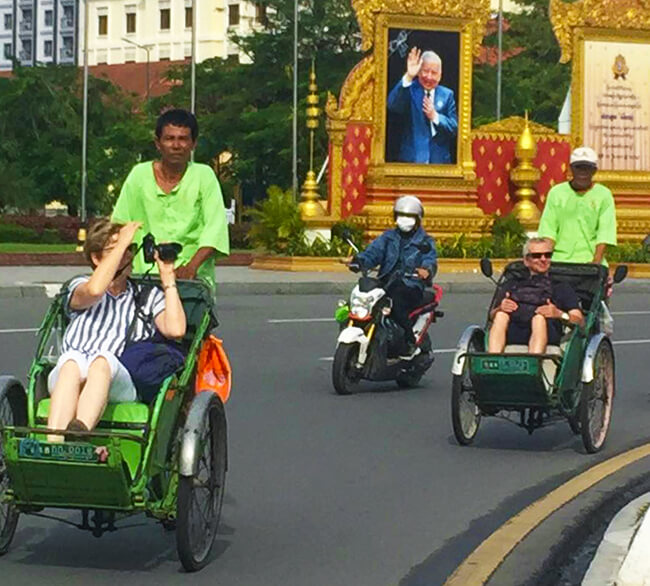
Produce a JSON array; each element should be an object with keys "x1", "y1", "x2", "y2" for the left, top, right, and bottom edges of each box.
[{"x1": 46, "y1": 218, "x2": 186, "y2": 443}]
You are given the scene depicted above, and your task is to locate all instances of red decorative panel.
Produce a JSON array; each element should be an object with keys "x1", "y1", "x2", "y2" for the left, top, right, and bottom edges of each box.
[
  {"x1": 473, "y1": 137, "x2": 571, "y2": 216},
  {"x1": 340, "y1": 123, "x2": 372, "y2": 217},
  {"x1": 534, "y1": 140, "x2": 571, "y2": 207}
]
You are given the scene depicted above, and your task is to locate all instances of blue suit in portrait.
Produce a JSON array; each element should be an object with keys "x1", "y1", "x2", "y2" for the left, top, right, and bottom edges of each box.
[{"x1": 387, "y1": 78, "x2": 458, "y2": 164}]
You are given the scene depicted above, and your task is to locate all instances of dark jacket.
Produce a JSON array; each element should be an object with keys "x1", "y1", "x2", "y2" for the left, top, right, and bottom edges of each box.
[
  {"x1": 356, "y1": 226, "x2": 438, "y2": 292},
  {"x1": 387, "y1": 79, "x2": 457, "y2": 164}
]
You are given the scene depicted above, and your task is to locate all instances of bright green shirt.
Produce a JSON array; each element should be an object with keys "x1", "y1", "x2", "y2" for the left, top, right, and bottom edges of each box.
[
  {"x1": 112, "y1": 161, "x2": 230, "y2": 286},
  {"x1": 538, "y1": 181, "x2": 617, "y2": 265}
]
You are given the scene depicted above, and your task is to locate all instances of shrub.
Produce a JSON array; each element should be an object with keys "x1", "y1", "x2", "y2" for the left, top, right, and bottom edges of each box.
[
  {"x1": 247, "y1": 186, "x2": 306, "y2": 253},
  {"x1": 229, "y1": 221, "x2": 252, "y2": 250},
  {"x1": 0, "y1": 222, "x2": 40, "y2": 243},
  {"x1": 607, "y1": 242, "x2": 650, "y2": 263},
  {"x1": 0, "y1": 214, "x2": 81, "y2": 243}
]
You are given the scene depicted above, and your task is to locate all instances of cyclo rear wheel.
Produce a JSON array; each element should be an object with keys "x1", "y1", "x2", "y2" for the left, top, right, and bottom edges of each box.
[
  {"x1": 579, "y1": 340, "x2": 615, "y2": 454},
  {"x1": 451, "y1": 335, "x2": 482, "y2": 446},
  {"x1": 0, "y1": 377, "x2": 26, "y2": 555},
  {"x1": 176, "y1": 392, "x2": 227, "y2": 572}
]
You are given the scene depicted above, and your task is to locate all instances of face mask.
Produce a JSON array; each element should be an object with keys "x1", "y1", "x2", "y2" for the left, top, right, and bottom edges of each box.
[{"x1": 396, "y1": 216, "x2": 417, "y2": 232}]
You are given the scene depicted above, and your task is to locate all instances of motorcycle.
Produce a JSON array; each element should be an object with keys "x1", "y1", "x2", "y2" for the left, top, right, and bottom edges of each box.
[{"x1": 332, "y1": 239, "x2": 444, "y2": 395}]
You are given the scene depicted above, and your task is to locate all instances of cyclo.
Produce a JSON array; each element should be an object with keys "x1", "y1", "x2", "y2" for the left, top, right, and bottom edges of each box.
[
  {"x1": 0, "y1": 276, "x2": 230, "y2": 571},
  {"x1": 451, "y1": 259, "x2": 627, "y2": 453}
]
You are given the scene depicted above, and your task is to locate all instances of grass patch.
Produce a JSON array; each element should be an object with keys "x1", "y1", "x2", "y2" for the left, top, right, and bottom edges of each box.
[{"x1": 0, "y1": 243, "x2": 78, "y2": 253}]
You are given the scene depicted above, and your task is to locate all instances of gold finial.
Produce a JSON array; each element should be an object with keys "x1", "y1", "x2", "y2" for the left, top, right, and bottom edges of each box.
[
  {"x1": 300, "y1": 59, "x2": 326, "y2": 218},
  {"x1": 510, "y1": 112, "x2": 541, "y2": 230}
]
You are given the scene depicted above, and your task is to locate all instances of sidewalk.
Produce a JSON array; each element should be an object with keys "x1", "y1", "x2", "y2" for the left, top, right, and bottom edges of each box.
[{"x1": 2, "y1": 265, "x2": 650, "y2": 299}]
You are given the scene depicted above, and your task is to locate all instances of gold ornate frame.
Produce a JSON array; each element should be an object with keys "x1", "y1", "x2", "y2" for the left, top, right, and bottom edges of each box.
[
  {"x1": 570, "y1": 27, "x2": 650, "y2": 186},
  {"x1": 370, "y1": 14, "x2": 476, "y2": 182},
  {"x1": 551, "y1": 0, "x2": 650, "y2": 189}
]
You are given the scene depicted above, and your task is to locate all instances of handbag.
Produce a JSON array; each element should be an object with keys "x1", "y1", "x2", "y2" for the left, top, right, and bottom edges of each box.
[{"x1": 119, "y1": 338, "x2": 186, "y2": 403}]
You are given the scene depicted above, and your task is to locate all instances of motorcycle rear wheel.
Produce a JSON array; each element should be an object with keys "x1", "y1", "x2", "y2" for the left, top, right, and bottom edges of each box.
[{"x1": 332, "y1": 343, "x2": 361, "y2": 395}]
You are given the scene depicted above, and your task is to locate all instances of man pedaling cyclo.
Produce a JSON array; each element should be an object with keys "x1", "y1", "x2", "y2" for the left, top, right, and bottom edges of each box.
[{"x1": 348, "y1": 195, "x2": 438, "y2": 359}]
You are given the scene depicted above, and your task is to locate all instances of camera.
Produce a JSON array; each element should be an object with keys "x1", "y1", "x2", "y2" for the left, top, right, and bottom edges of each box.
[{"x1": 142, "y1": 233, "x2": 182, "y2": 264}]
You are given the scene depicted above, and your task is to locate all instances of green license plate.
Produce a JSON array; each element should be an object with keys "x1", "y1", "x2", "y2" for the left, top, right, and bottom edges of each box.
[
  {"x1": 18, "y1": 438, "x2": 98, "y2": 462},
  {"x1": 474, "y1": 357, "x2": 536, "y2": 374}
]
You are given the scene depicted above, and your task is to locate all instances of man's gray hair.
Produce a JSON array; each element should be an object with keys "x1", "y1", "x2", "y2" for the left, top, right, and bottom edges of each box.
[
  {"x1": 523, "y1": 237, "x2": 553, "y2": 257},
  {"x1": 421, "y1": 51, "x2": 442, "y2": 66}
]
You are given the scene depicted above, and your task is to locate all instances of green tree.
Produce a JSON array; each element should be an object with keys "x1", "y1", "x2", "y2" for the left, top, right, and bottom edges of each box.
[
  {"x1": 153, "y1": 0, "x2": 362, "y2": 203},
  {"x1": 0, "y1": 65, "x2": 153, "y2": 215},
  {"x1": 472, "y1": 0, "x2": 571, "y2": 128}
]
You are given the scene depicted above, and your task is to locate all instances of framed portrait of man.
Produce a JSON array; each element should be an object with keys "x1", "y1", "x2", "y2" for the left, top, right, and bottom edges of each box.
[
  {"x1": 371, "y1": 14, "x2": 474, "y2": 181},
  {"x1": 572, "y1": 28, "x2": 650, "y2": 183}
]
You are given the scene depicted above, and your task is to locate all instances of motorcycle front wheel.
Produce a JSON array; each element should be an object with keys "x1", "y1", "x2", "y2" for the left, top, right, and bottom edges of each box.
[{"x1": 332, "y1": 343, "x2": 361, "y2": 395}]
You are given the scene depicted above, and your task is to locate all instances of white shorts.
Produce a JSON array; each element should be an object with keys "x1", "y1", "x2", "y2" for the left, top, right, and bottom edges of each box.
[{"x1": 47, "y1": 350, "x2": 137, "y2": 403}]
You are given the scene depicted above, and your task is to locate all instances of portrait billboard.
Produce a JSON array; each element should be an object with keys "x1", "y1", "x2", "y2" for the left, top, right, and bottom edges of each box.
[
  {"x1": 371, "y1": 14, "x2": 475, "y2": 182},
  {"x1": 384, "y1": 28, "x2": 460, "y2": 166}
]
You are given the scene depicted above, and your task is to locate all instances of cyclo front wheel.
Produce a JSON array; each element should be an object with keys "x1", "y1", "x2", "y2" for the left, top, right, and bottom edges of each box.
[
  {"x1": 176, "y1": 391, "x2": 227, "y2": 572},
  {"x1": 451, "y1": 334, "x2": 482, "y2": 446},
  {"x1": 0, "y1": 377, "x2": 27, "y2": 555},
  {"x1": 579, "y1": 340, "x2": 615, "y2": 454}
]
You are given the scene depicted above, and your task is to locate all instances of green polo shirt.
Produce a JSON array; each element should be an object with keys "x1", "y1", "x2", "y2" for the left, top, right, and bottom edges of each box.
[
  {"x1": 538, "y1": 181, "x2": 617, "y2": 265},
  {"x1": 112, "y1": 161, "x2": 230, "y2": 286}
]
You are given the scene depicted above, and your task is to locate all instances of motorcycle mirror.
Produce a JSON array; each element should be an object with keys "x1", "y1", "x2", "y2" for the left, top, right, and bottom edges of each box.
[
  {"x1": 613, "y1": 264, "x2": 628, "y2": 284},
  {"x1": 480, "y1": 257, "x2": 493, "y2": 279}
]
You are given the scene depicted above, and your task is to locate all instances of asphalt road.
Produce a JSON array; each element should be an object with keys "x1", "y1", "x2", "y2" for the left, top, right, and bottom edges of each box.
[{"x1": 1, "y1": 290, "x2": 649, "y2": 586}]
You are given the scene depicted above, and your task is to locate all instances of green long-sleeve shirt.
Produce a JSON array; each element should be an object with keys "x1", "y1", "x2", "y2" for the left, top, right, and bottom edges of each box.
[{"x1": 538, "y1": 181, "x2": 617, "y2": 265}]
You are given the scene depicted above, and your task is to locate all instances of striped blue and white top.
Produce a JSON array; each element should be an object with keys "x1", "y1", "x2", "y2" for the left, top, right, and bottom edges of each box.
[{"x1": 62, "y1": 276, "x2": 166, "y2": 356}]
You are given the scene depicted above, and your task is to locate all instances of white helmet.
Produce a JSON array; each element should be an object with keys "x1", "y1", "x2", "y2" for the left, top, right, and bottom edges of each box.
[{"x1": 393, "y1": 195, "x2": 424, "y2": 218}]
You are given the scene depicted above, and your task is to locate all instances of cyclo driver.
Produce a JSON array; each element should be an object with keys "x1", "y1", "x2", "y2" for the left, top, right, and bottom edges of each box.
[{"x1": 349, "y1": 195, "x2": 438, "y2": 358}]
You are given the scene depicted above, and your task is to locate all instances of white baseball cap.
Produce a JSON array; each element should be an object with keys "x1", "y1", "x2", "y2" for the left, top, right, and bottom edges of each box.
[{"x1": 570, "y1": 146, "x2": 598, "y2": 167}]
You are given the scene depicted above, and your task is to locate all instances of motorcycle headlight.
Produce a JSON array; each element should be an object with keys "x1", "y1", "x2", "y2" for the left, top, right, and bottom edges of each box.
[{"x1": 350, "y1": 292, "x2": 372, "y2": 318}]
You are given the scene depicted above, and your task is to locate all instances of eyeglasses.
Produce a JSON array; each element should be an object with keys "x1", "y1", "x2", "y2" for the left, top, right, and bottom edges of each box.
[{"x1": 526, "y1": 251, "x2": 553, "y2": 259}]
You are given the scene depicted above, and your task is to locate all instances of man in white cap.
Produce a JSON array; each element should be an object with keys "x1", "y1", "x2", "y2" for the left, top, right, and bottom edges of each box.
[{"x1": 538, "y1": 146, "x2": 617, "y2": 265}]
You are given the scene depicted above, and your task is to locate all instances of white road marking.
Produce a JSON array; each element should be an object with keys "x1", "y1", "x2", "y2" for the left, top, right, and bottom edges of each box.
[
  {"x1": 0, "y1": 328, "x2": 39, "y2": 334},
  {"x1": 611, "y1": 310, "x2": 650, "y2": 316},
  {"x1": 268, "y1": 318, "x2": 335, "y2": 323},
  {"x1": 319, "y1": 338, "x2": 650, "y2": 361}
]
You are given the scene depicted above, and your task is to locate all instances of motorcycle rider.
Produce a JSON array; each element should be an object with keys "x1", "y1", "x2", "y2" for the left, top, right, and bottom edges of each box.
[{"x1": 349, "y1": 195, "x2": 437, "y2": 358}]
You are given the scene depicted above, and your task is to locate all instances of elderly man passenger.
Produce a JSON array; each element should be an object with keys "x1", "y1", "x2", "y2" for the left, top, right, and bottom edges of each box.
[{"x1": 488, "y1": 238, "x2": 584, "y2": 354}]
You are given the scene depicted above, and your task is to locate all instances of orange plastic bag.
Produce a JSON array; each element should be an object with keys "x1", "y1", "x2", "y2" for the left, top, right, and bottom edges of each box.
[{"x1": 195, "y1": 335, "x2": 232, "y2": 403}]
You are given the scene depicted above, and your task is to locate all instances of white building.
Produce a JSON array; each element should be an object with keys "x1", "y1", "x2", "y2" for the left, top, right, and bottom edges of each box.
[
  {"x1": 0, "y1": 0, "x2": 79, "y2": 70},
  {"x1": 80, "y1": 0, "x2": 266, "y2": 66}
]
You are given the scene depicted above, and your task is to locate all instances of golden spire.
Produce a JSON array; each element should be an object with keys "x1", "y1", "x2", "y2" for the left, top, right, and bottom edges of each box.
[
  {"x1": 299, "y1": 60, "x2": 326, "y2": 218},
  {"x1": 510, "y1": 111, "x2": 541, "y2": 230}
]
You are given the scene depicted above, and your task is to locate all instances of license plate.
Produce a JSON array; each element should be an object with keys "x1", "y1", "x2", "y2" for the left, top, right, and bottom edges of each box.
[
  {"x1": 18, "y1": 438, "x2": 98, "y2": 462},
  {"x1": 477, "y1": 357, "x2": 533, "y2": 373}
]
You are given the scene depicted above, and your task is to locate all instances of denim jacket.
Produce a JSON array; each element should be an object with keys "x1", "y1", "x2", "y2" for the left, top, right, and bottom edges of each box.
[{"x1": 356, "y1": 226, "x2": 438, "y2": 291}]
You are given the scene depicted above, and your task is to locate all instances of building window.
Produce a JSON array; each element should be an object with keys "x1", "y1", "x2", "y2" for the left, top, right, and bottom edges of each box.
[
  {"x1": 3, "y1": 43, "x2": 11, "y2": 59},
  {"x1": 61, "y1": 36, "x2": 73, "y2": 59},
  {"x1": 228, "y1": 3, "x2": 239, "y2": 26},
  {"x1": 126, "y1": 12, "x2": 136, "y2": 33},
  {"x1": 185, "y1": 6, "x2": 192, "y2": 28},
  {"x1": 22, "y1": 9, "x2": 32, "y2": 30},
  {"x1": 61, "y1": 5, "x2": 74, "y2": 28},
  {"x1": 3, "y1": 14, "x2": 11, "y2": 30},
  {"x1": 44, "y1": 40, "x2": 52, "y2": 56},
  {"x1": 44, "y1": 10, "x2": 53, "y2": 27},
  {"x1": 21, "y1": 39, "x2": 32, "y2": 61},
  {"x1": 98, "y1": 14, "x2": 108, "y2": 35},
  {"x1": 255, "y1": 3, "x2": 267, "y2": 26},
  {"x1": 160, "y1": 8, "x2": 170, "y2": 30}
]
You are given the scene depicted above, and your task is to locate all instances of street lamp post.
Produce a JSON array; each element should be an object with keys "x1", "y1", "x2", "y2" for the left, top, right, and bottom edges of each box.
[
  {"x1": 292, "y1": 0, "x2": 298, "y2": 201},
  {"x1": 122, "y1": 37, "x2": 152, "y2": 100},
  {"x1": 190, "y1": 0, "x2": 197, "y2": 114},
  {"x1": 496, "y1": 0, "x2": 503, "y2": 120},
  {"x1": 78, "y1": 0, "x2": 89, "y2": 250}
]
